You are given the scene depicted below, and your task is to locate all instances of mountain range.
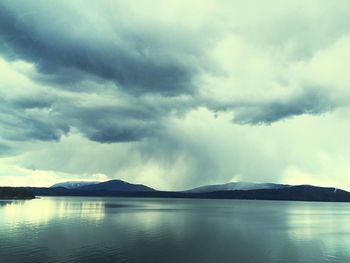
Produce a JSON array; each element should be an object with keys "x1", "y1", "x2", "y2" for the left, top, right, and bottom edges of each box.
[
  {"x1": 186, "y1": 182, "x2": 290, "y2": 193},
  {"x1": 51, "y1": 180, "x2": 155, "y2": 192},
  {"x1": 51, "y1": 181, "x2": 100, "y2": 189},
  {"x1": 20, "y1": 180, "x2": 350, "y2": 202}
]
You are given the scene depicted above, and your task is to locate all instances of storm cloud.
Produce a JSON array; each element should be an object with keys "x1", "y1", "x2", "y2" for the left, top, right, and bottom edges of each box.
[
  {"x1": 232, "y1": 88, "x2": 336, "y2": 124},
  {"x1": 0, "y1": 0, "x2": 202, "y2": 95},
  {"x1": 1, "y1": 0, "x2": 350, "y2": 189}
]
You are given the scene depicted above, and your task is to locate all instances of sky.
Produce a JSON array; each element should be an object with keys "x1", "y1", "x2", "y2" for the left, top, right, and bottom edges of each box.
[{"x1": 0, "y1": 0, "x2": 350, "y2": 190}]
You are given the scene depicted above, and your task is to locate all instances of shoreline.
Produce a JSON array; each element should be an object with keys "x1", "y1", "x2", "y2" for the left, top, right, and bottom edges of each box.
[{"x1": 0, "y1": 187, "x2": 36, "y2": 200}]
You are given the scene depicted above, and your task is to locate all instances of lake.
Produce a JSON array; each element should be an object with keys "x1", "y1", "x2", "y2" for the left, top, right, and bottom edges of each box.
[{"x1": 0, "y1": 197, "x2": 349, "y2": 263}]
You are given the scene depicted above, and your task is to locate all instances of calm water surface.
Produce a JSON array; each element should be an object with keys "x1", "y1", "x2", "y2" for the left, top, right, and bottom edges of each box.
[{"x1": 0, "y1": 197, "x2": 350, "y2": 263}]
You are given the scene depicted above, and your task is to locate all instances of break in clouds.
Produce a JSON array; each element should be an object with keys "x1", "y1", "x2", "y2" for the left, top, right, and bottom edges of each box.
[{"x1": 1, "y1": 0, "x2": 350, "y2": 190}]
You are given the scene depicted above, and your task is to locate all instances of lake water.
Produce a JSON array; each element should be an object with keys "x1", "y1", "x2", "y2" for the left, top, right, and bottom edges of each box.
[{"x1": 0, "y1": 197, "x2": 350, "y2": 263}]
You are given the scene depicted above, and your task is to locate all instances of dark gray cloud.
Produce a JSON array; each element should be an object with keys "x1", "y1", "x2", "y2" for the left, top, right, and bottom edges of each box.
[
  {"x1": 232, "y1": 88, "x2": 335, "y2": 125},
  {"x1": 62, "y1": 103, "x2": 163, "y2": 143},
  {"x1": 0, "y1": 1, "x2": 199, "y2": 95},
  {"x1": 12, "y1": 96, "x2": 54, "y2": 110},
  {"x1": 0, "y1": 0, "x2": 346, "y2": 149},
  {"x1": 0, "y1": 0, "x2": 207, "y2": 144},
  {"x1": 0, "y1": 98, "x2": 69, "y2": 142},
  {"x1": 0, "y1": 94, "x2": 165, "y2": 143}
]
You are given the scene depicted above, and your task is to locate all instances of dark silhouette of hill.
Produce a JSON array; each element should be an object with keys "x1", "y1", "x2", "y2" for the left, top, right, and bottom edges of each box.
[
  {"x1": 0, "y1": 187, "x2": 35, "y2": 199},
  {"x1": 186, "y1": 182, "x2": 289, "y2": 193},
  {"x1": 51, "y1": 181, "x2": 99, "y2": 189},
  {"x1": 75, "y1": 179, "x2": 155, "y2": 192},
  {"x1": 26, "y1": 183, "x2": 350, "y2": 202}
]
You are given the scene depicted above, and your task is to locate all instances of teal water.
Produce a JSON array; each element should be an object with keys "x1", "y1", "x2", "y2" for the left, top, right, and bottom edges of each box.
[{"x1": 0, "y1": 197, "x2": 350, "y2": 263}]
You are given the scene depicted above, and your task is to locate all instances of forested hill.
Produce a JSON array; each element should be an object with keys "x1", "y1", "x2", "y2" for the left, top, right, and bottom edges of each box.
[{"x1": 0, "y1": 187, "x2": 35, "y2": 200}]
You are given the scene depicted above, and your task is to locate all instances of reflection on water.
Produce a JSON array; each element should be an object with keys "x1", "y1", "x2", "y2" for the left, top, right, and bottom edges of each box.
[
  {"x1": 1, "y1": 198, "x2": 106, "y2": 224},
  {"x1": 0, "y1": 197, "x2": 350, "y2": 263}
]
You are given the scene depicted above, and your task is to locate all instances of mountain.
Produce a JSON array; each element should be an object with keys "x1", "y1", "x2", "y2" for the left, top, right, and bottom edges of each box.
[
  {"x1": 0, "y1": 187, "x2": 35, "y2": 200},
  {"x1": 197, "y1": 185, "x2": 350, "y2": 202},
  {"x1": 76, "y1": 179, "x2": 156, "y2": 192},
  {"x1": 27, "y1": 184, "x2": 350, "y2": 202},
  {"x1": 51, "y1": 181, "x2": 99, "y2": 189},
  {"x1": 26, "y1": 180, "x2": 350, "y2": 203},
  {"x1": 186, "y1": 182, "x2": 290, "y2": 193}
]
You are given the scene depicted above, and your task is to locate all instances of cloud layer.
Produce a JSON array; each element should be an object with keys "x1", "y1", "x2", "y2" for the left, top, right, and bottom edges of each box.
[{"x1": 1, "y1": 0, "x2": 350, "y2": 189}]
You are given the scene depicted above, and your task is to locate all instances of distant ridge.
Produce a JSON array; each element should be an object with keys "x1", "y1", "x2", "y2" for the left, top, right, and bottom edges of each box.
[
  {"x1": 186, "y1": 182, "x2": 290, "y2": 193},
  {"x1": 76, "y1": 179, "x2": 156, "y2": 192},
  {"x1": 26, "y1": 180, "x2": 350, "y2": 203},
  {"x1": 51, "y1": 181, "x2": 99, "y2": 189}
]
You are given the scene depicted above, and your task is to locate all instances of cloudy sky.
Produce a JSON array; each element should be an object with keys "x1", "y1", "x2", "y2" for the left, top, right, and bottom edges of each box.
[{"x1": 0, "y1": 0, "x2": 350, "y2": 190}]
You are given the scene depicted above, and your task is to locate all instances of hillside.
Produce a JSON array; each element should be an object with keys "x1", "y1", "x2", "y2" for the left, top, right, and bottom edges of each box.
[
  {"x1": 26, "y1": 181, "x2": 350, "y2": 202},
  {"x1": 186, "y1": 182, "x2": 290, "y2": 193},
  {"x1": 0, "y1": 187, "x2": 35, "y2": 200}
]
